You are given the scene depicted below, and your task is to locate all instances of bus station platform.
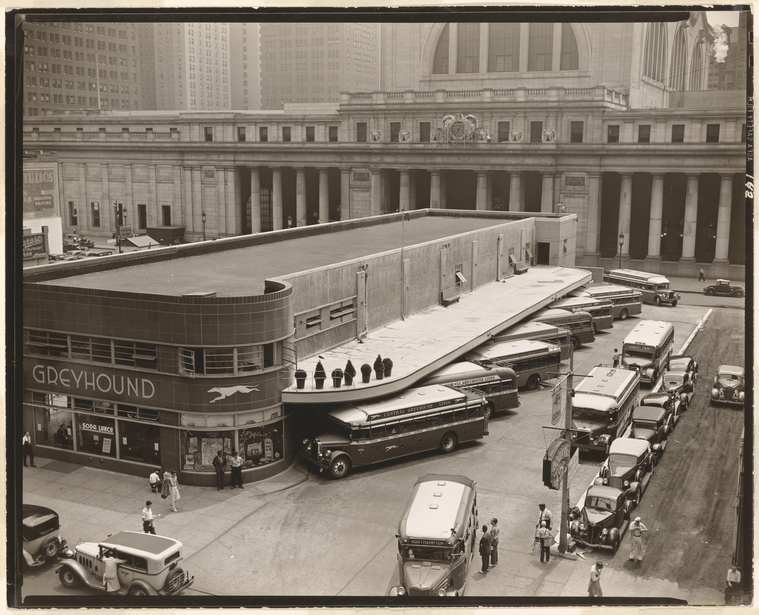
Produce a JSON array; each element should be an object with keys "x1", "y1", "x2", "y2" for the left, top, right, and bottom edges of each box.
[{"x1": 283, "y1": 265, "x2": 591, "y2": 404}]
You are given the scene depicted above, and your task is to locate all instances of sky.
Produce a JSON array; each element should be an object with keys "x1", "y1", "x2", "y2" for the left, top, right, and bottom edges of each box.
[{"x1": 706, "y1": 10, "x2": 742, "y2": 28}]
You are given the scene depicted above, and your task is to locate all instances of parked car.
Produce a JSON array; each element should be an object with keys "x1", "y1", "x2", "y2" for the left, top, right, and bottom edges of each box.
[
  {"x1": 660, "y1": 370, "x2": 695, "y2": 408},
  {"x1": 22, "y1": 504, "x2": 68, "y2": 568},
  {"x1": 630, "y1": 405, "x2": 670, "y2": 464},
  {"x1": 47, "y1": 253, "x2": 67, "y2": 262},
  {"x1": 668, "y1": 355, "x2": 698, "y2": 383},
  {"x1": 710, "y1": 365, "x2": 745, "y2": 406},
  {"x1": 568, "y1": 484, "x2": 634, "y2": 552},
  {"x1": 703, "y1": 279, "x2": 744, "y2": 298},
  {"x1": 597, "y1": 437, "x2": 655, "y2": 504},
  {"x1": 84, "y1": 249, "x2": 114, "y2": 257},
  {"x1": 60, "y1": 251, "x2": 87, "y2": 261},
  {"x1": 63, "y1": 233, "x2": 95, "y2": 249},
  {"x1": 57, "y1": 531, "x2": 194, "y2": 596},
  {"x1": 640, "y1": 390, "x2": 683, "y2": 427}
]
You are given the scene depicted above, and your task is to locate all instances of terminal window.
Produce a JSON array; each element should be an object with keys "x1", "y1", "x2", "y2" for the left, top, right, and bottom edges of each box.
[
  {"x1": 638, "y1": 125, "x2": 650, "y2": 143},
  {"x1": 705, "y1": 124, "x2": 720, "y2": 143},
  {"x1": 671, "y1": 124, "x2": 684, "y2": 143},
  {"x1": 607, "y1": 125, "x2": 619, "y2": 143}
]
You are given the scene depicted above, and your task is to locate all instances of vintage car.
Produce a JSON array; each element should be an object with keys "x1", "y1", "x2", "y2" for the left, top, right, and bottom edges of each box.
[
  {"x1": 668, "y1": 355, "x2": 698, "y2": 383},
  {"x1": 84, "y1": 249, "x2": 114, "y2": 257},
  {"x1": 630, "y1": 405, "x2": 670, "y2": 463},
  {"x1": 569, "y1": 484, "x2": 634, "y2": 552},
  {"x1": 597, "y1": 438, "x2": 655, "y2": 504},
  {"x1": 22, "y1": 504, "x2": 68, "y2": 568},
  {"x1": 660, "y1": 370, "x2": 695, "y2": 408},
  {"x1": 703, "y1": 279, "x2": 744, "y2": 298},
  {"x1": 640, "y1": 390, "x2": 682, "y2": 427},
  {"x1": 57, "y1": 531, "x2": 193, "y2": 596},
  {"x1": 711, "y1": 365, "x2": 745, "y2": 406}
]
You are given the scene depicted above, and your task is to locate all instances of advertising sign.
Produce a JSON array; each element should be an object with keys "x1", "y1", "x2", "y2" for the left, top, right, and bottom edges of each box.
[
  {"x1": 23, "y1": 233, "x2": 47, "y2": 260},
  {"x1": 23, "y1": 166, "x2": 57, "y2": 217},
  {"x1": 542, "y1": 439, "x2": 570, "y2": 490}
]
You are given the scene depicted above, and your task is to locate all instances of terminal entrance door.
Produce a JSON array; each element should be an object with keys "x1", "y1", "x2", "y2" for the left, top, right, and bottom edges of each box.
[{"x1": 537, "y1": 242, "x2": 550, "y2": 265}]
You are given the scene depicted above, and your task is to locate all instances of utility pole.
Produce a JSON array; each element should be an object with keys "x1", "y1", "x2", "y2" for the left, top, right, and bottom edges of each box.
[{"x1": 559, "y1": 359, "x2": 573, "y2": 553}]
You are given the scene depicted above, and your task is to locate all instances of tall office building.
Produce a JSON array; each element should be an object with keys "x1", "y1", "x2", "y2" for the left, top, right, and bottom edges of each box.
[
  {"x1": 707, "y1": 12, "x2": 748, "y2": 91},
  {"x1": 258, "y1": 22, "x2": 380, "y2": 110},
  {"x1": 230, "y1": 23, "x2": 261, "y2": 110}
]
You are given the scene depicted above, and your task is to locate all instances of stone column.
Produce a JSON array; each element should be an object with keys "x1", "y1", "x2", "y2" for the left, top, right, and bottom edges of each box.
[
  {"x1": 216, "y1": 168, "x2": 226, "y2": 237},
  {"x1": 250, "y1": 167, "x2": 261, "y2": 234},
  {"x1": 371, "y1": 170, "x2": 382, "y2": 215},
  {"x1": 183, "y1": 167, "x2": 193, "y2": 232},
  {"x1": 226, "y1": 168, "x2": 237, "y2": 235},
  {"x1": 399, "y1": 170, "x2": 410, "y2": 211},
  {"x1": 318, "y1": 169, "x2": 329, "y2": 223},
  {"x1": 409, "y1": 172, "x2": 417, "y2": 210},
  {"x1": 296, "y1": 168, "x2": 307, "y2": 226},
  {"x1": 518, "y1": 24, "x2": 529, "y2": 72},
  {"x1": 430, "y1": 171, "x2": 441, "y2": 209},
  {"x1": 541, "y1": 172, "x2": 554, "y2": 213},
  {"x1": 191, "y1": 167, "x2": 202, "y2": 236},
  {"x1": 713, "y1": 174, "x2": 733, "y2": 263},
  {"x1": 101, "y1": 164, "x2": 111, "y2": 233},
  {"x1": 77, "y1": 164, "x2": 88, "y2": 229},
  {"x1": 551, "y1": 23, "x2": 562, "y2": 70},
  {"x1": 272, "y1": 168, "x2": 283, "y2": 231},
  {"x1": 172, "y1": 166, "x2": 182, "y2": 228},
  {"x1": 509, "y1": 171, "x2": 522, "y2": 212},
  {"x1": 476, "y1": 172, "x2": 488, "y2": 210},
  {"x1": 148, "y1": 165, "x2": 158, "y2": 229},
  {"x1": 680, "y1": 174, "x2": 699, "y2": 261},
  {"x1": 585, "y1": 172, "x2": 602, "y2": 255},
  {"x1": 340, "y1": 169, "x2": 351, "y2": 220},
  {"x1": 126, "y1": 164, "x2": 135, "y2": 229},
  {"x1": 646, "y1": 174, "x2": 665, "y2": 261},
  {"x1": 617, "y1": 173, "x2": 632, "y2": 258},
  {"x1": 448, "y1": 23, "x2": 458, "y2": 75}
]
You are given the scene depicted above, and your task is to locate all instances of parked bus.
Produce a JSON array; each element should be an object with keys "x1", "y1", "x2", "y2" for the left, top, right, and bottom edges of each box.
[
  {"x1": 389, "y1": 474, "x2": 478, "y2": 597},
  {"x1": 620, "y1": 319, "x2": 675, "y2": 386},
  {"x1": 604, "y1": 269, "x2": 680, "y2": 307},
  {"x1": 571, "y1": 364, "x2": 640, "y2": 453},
  {"x1": 529, "y1": 307, "x2": 595, "y2": 350},
  {"x1": 465, "y1": 339, "x2": 562, "y2": 391},
  {"x1": 419, "y1": 362, "x2": 519, "y2": 417},
  {"x1": 300, "y1": 385, "x2": 486, "y2": 479},
  {"x1": 549, "y1": 296, "x2": 614, "y2": 333},
  {"x1": 494, "y1": 321, "x2": 572, "y2": 361},
  {"x1": 572, "y1": 284, "x2": 643, "y2": 320}
]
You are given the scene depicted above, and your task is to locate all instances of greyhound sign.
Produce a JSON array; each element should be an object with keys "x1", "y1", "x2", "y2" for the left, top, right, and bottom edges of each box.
[{"x1": 208, "y1": 385, "x2": 260, "y2": 403}]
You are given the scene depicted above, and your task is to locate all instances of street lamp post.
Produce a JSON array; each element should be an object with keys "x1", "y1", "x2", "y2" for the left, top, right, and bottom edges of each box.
[
  {"x1": 201, "y1": 211, "x2": 207, "y2": 241},
  {"x1": 618, "y1": 232, "x2": 625, "y2": 270}
]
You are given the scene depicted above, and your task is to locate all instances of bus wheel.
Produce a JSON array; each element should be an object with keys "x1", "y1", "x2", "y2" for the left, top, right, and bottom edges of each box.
[
  {"x1": 654, "y1": 296, "x2": 662, "y2": 306},
  {"x1": 330, "y1": 456, "x2": 351, "y2": 479},
  {"x1": 526, "y1": 374, "x2": 541, "y2": 391},
  {"x1": 484, "y1": 403, "x2": 494, "y2": 419},
  {"x1": 619, "y1": 308, "x2": 629, "y2": 320},
  {"x1": 570, "y1": 337, "x2": 579, "y2": 351},
  {"x1": 440, "y1": 432, "x2": 458, "y2": 454}
]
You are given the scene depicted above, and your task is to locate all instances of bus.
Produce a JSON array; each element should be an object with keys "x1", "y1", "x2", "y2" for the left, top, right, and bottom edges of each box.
[
  {"x1": 465, "y1": 339, "x2": 562, "y2": 391},
  {"x1": 389, "y1": 474, "x2": 478, "y2": 597},
  {"x1": 300, "y1": 385, "x2": 486, "y2": 479},
  {"x1": 494, "y1": 321, "x2": 572, "y2": 361},
  {"x1": 419, "y1": 362, "x2": 519, "y2": 417},
  {"x1": 549, "y1": 296, "x2": 614, "y2": 333},
  {"x1": 571, "y1": 364, "x2": 640, "y2": 453},
  {"x1": 572, "y1": 284, "x2": 643, "y2": 320},
  {"x1": 603, "y1": 269, "x2": 681, "y2": 307},
  {"x1": 621, "y1": 319, "x2": 675, "y2": 386},
  {"x1": 529, "y1": 307, "x2": 595, "y2": 350}
]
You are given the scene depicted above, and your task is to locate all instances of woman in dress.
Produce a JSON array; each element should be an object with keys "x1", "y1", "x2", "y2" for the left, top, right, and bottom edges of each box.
[
  {"x1": 102, "y1": 549, "x2": 127, "y2": 593},
  {"x1": 168, "y1": 470, "x2": 180, "y2": 512}
]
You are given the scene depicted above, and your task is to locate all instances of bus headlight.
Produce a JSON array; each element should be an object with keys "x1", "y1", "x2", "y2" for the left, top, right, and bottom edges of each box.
[
  {"x1": 437, "y1": 589, "x2": 447, "y2": 597},
  {"x1": 397, "y1": 587, "x2": 406, "y2": 596},
  {"x1": 623, "y1": 480, "x2": 630, "y2": 487}
]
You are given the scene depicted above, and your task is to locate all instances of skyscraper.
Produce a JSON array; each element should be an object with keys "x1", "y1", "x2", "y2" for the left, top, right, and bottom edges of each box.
[
  {"x1": 707, "y1": 12, "x2": 748, "y2": 91},
  {"x1": 230, "y1": 23, "x2": 261, "y2": 110}
]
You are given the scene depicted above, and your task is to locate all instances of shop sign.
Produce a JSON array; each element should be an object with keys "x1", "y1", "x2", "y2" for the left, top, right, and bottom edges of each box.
[
  {"x1": 542, "y1": 439, "x2": 570, "y2": 490},
  {"x1": 23, "y1": 167, "x2": 56, "y2": 215},
  {"x1": 81, "y1": 421, "x2": 115, "y2": 435},
  {"x1": 32, "y1": 364, "x2": 156, "y2": 399},
  {"x1": 23, "y1": 233, "x2": 47, "y2": 260}
]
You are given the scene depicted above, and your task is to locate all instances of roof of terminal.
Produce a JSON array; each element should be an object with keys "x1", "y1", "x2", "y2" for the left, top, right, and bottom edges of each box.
[{"x1": 41, "y1": 217, "x2": 507, "y2": 297}]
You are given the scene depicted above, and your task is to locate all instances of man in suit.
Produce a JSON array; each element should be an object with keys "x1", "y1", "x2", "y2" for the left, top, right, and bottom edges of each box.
[
  {"x1": 212, "y1": 450, "x2": 227, "y2": 490},
  {"x1": 479, "y1": 525, "x2": 492, "y2": 574}
]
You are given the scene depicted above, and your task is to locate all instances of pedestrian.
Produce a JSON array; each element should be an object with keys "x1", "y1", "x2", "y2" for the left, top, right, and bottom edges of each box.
[
  {"x1": 725, "y1": 565, "x2": 742, "y2": 604},
  {"x1": 141, "y1": 500, "x2": 161, "y2": 534},
  {"x1": 537, "y1": 520, "x2": 552, "y2": 563},
  {"x1": 212, "y1": 449, "x2": 227, "y2": 490},
  {"x1": 161, "y1": 470, "x2": 171, "y2": 501},
  {"x1": 149, "y1": 468, "x2": 162, "y2": 493},
  {"x1": 22, "y1": 431, "x2": 36, "y2": 467},
  {"x1": 167, "y1": 471, "x2": 180, "y2": 512},
  {"x1": 588, "y1": 560, "x2": 603, "y2": 597},
  {"x1": 479, "y1": 525, "x2": 492, "y2": 574},
  {"x1": 101, "y1": 548, "x2": 127, "y2": 593},
  {"x1": 698, "y1": 267, "x2": 705, "y2": 282},
  {"x1": 489, "y1": 519, "x2": 500, "y2": 567},
  {"x1": 230, "y1": 450, "x2": 244, "y2": 490},
  {"x1": 628, "y1": 516, "x2": 648, "y2": 563},
  {"x1": 612, "y1": 348, "x2": 621, "y2": 368},
  {"x1": 537, "y1": 503, "x2": 553, "y2": 530}
]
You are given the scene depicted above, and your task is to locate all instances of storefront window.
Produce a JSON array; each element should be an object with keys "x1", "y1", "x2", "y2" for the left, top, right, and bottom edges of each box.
[
  {"x1": 119, "y1": 420, "x2": 160, "y2": 465},
  {"x1": 33, "y1": 393, "x2": 74, "y2": 450},
  {"x1": 76, "y1": 413, "x2": 117, "y2": 458},
  {"x1": 181, "y1": 430, "x2": 234, "y2": 471},
  {"x1": 239, "y1": 423, "x2": 283, "y2": 468}
]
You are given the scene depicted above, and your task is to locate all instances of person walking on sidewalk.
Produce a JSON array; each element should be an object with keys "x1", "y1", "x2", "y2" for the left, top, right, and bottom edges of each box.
[
  {"x1": 167, "y1": 471, "x2": 180, "y2": 512},
  {"x1": 479, "y1": 525, "x2": 492, "y2": 574},
  {"x1": 213, "y1": 450, "x2": 227, "y2": 490},
  {"x1": 537, "y1": 503, "x2": 553, "y2": 530},
  {"x1": 628, "y1": 517, "x2": 648, "y2": 563},
  {"x1": 588, "y1": 561, "x2": 604, "y2": 597},
  {"x1": 22, "y1": 431, "x2": 36, "y2": 467},
  {"x1": 537, "y1": 521, "x2": 552, "y2": 563},
  {"x1": 141, "y1": 500, "x2": 161, "y2": 534},
  {"x1": 230, "y1": 450, "x2": 244, "y2": 490},
  {"x1": 698, "y1": 268, "x2": 706, "y2": 282},
  {"x1": 489, "y1": 519, "x2": 500, "y2": 567}
]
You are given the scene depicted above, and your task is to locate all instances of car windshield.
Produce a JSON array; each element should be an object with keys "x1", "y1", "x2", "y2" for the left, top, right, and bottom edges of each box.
[
  {"x1": 572, "y1": 407, "x2": 608, "y2": 422},
  {"x1": 609, "y1": 453, "x2": 638, "y2": 475},
  {"x1": 402, "y1": 546, "x2": 453, "y2": 562},
  {"x1": 633, "y1": 419, "x2": 657, "y2": 430},
  {"x1": 669, "y1": 359, "x2": 689, "y2": 370},
  {"x1": 663, "y1": 377, "x2": 682, "y2": 388},
  {"x1": 586, "y1": 496, "x2": 616, "y2": 512},
  {"x1": 720, "y1": 373, "x2": 743, "y2": 382}
]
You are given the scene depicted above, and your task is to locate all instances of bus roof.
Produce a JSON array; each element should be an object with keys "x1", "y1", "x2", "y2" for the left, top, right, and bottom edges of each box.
[
  {"x1": 496, "y1": 321, "x2": 570, "y2": 342},
  {"x1": 573, "y1": 365, "x2": 639, "y2": 407},
  {"x1": 532, "y1": 307, "x2": 592, "y2": 322},
  {"x1": 328, "y1": 385, "x2": 468, "y2": 426},
  {"x1": 421, "y1": 361, "x2": 516, "y2": 387},
  {"x1": 623, "y1": 320, "x2": 675, "y2": 348},
  {"x1": 466, "y1": 339, "x2": 560, "y2": 363},
  {"x1": 399, "y1": 475, "x2": 476, "y2": 544},
  {"x1": 550, "y1": 296, "x2": 613, "y2": 310},
  {"x1": 575, "y1": 284, "x2": 642, "y2": 298},
  {"x1": 608, "y1": 269, "x2": 671, "y2": 285}
]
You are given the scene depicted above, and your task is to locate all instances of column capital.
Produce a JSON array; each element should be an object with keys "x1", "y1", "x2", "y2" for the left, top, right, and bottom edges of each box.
[
  {"x1": 586, "y1": 171, "x2": 602, "y2": 179},
  {"x1": 686, "y1": 173, "x2": 700, "y2": 181},
  {"x1": 620, "y1": 172, "x2": 633, "y2": 180},
  {"x1": 650, "y1": 172, "x2": 665, "y2": 180},
  {"x1": 719, "y1": 172, "x2": 736, "y2": 180}
]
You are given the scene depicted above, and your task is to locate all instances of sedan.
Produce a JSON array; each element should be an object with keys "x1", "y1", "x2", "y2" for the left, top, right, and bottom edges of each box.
[
  {"x1": 630, "y1": 405, "x2": 670, "y2": 464},
  {"x1": 640, "y1": 390, "x2": 682, "y2": 427},
  {"x1": 668, "y1": 354, "x2": 698, "y2": 383},
  {"x1": 660, "y1": 370, "x2": 695, "y2": 408},
  {"x1": 711, "y1": 365, "x2": 745, "y2": 406}
]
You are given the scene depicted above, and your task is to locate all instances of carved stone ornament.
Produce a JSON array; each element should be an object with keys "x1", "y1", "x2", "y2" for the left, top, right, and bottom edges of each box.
[
  {"x1": 370, "y1": 129, "x2": 383, "y2": 142},
  {"x1": 203, "y1": 169, "x2": 216, "y2": 179},
  {"x1": 432, "y1": 113, "x2": 488, "y2": 146},
  {"x1": 509, "y1": 129, "x2": 523, "y2": 142},
  {"x1": 542, "y1": 129, "x2": 557, "y2": 143},
  {"x1": 398, "y1": 129, "x2": 412, "y2": 142}
]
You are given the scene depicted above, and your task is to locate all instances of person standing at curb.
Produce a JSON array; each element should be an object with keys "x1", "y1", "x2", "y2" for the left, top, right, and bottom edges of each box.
[
  {"x1": 479, "y1": 525, "x2": 492, "y2": 574},
  {"x1": 213, "y1": 450, "x2": 227, "y2": 490},
  {"x1": 588, "y1": 560, "x2": 603, "y2": 597},
  {"x1": 168, "y1": 471, "x2": 180, "y2": 512},
  {"x1": 628, "y1": 517, "x2": 648, "y2": 563},
  {"x1": 141, "y1": 500, "x2": 161, "y2": 534},
  {"x1": 149, "y1": 468, "x2": 162, "y2": 493},
  {"x1": 22, "y1": 431, "x2": 36, "y2": 467},
  {"x1": 489, "y1": 519, "x2": 500, "y2": 567},
  {"x1": 537, "y1": 503, "x2": 553, "y2": 530},
  {"x1": 230, "y1": 450, "x2": 244, "y2": 490},
  {"x1": 537, "y1": 521, "x2": 552, "y2": 563}
]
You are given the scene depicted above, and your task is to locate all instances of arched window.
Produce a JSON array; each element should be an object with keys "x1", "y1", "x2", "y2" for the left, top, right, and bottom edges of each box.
[
  {"x1": 642, "y1": 22, "x2": 667, "y2": 83},
  {"x1": 560, "y1": 23, "x2": 579, "y2": 70},
  {"x1": 690, "y1": 39, "x2": 705, "y2": 89},
  {"x1": 457, "y1": 23, "x2": 480, "y2": 73},
  {"x1": 432, "y1": 24, "x2": 449, "y2": 74},
  {"x1": 528, "y1": 23, "x2": 553, "y2": 71},
  {"x1": 669, "y1": 27, "x2": 686, "y2": 90},
  {"x1": 488, "y1": 23, "x2": 520, "y2": 72}
]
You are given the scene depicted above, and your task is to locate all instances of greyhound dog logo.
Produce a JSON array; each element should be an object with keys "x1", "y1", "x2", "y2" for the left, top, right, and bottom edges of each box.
[{"x1": 208, "y1": 385, "x2": 259, "y2": 403}]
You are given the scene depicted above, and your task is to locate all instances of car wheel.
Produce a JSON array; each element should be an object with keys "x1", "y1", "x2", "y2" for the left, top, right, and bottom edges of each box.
[
  {"x1": 167, "y1": 567, "x2": 185, "y2": 591},
  {"x1": 735, "y1": 290, "x2": 744, "y2": 298},
  {"x1": 610, "y1": 534, "x2": 620, "y2": 552},
  {"x1": 129, "y1": 585, "x2": 149, "y2": 596},
  {"x1": 330, "y1": 456, "x2": 351, "y2": 479},
  {"x1": 654, "y1": 296, "x2": 662, "y2": 306},
  {"x1": 58, "y1": 568, "x2": 80, "y2": 589},
  {"x1": 526, "y1": 374, "x2": 541, "y2": 391},
  {"x1": 706, "y1": 288, "x2": 715, "y2": 296},
  {"x1": 440, "y1": 432, "x2": 458, "y2": 454},
  {"x1": 44, "y1": 541, "x2": 58, "y2": 558},
  {"x1": 671, "y1": 300, "x2": 678, "y2": 307},
  {"x1": 619, "y1": 308, "x2": 629, "y2": 321},
  {"x1": 570, "y1": 336, "x2": 579, "y2": 351}
]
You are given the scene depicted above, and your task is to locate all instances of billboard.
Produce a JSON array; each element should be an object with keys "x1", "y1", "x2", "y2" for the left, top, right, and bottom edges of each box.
[{"x1": 23, "y1": 166, "x2": 57, "y2": 218}]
